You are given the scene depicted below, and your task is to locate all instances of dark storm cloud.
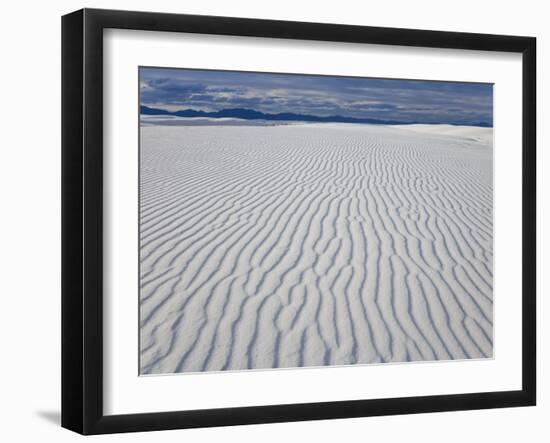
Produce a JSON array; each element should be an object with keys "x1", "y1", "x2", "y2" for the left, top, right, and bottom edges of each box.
[{"x1": 139, "y1": 67, "x2": 493, "y2": 125}]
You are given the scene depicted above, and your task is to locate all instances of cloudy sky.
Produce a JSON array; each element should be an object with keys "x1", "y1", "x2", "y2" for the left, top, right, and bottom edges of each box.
[{"x1": 140, "y1": 67, "x2": 493, "y2": 125}]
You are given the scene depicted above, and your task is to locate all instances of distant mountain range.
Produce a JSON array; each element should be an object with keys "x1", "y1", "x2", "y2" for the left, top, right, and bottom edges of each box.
[{"x1": 140, "y1": 105, "x2": 492, "y2": 127}]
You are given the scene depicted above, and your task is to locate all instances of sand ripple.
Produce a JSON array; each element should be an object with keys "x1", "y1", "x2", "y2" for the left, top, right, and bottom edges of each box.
[{"x1": 139, "y1": 123, "x2": 493, "y2": 374}]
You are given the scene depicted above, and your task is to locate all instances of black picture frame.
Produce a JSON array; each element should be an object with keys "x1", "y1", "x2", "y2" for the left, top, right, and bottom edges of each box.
[{"x1": 62, "y1": 8, "x2": 536, "y2": 435}]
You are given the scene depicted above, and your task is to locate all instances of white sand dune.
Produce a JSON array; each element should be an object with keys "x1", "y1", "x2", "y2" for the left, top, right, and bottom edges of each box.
[
  {"x1": 139, "y1": 123, "x2": 493, "y2": 375},
  {"x1": 395, "y1": 124, "x2": 493, "y2": 145}
]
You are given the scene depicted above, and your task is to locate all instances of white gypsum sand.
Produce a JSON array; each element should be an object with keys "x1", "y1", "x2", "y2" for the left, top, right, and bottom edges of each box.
[{"x1": 139, "y1": 122, "x2": 493, "y2": 374}]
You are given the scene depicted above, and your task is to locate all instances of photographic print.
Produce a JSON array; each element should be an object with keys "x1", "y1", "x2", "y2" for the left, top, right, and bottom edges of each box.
[{"x1": 139, "y1": 67, "x2": 494, "y2": 375}]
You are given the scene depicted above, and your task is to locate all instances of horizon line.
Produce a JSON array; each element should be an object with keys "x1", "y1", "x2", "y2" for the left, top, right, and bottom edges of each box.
[{"x1": 140, "y1": 105, "x2": 493, "y2": 128}]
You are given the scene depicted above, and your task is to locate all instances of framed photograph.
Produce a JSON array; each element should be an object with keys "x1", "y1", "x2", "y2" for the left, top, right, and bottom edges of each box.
[{"x1": 61, "y1": 8, "x2": 536, "y2": 434}]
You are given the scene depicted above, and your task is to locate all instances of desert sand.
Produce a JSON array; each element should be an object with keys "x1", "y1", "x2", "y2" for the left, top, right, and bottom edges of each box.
[{"x1": 139, "y1": 122, "x2": 493, "y2": 374}]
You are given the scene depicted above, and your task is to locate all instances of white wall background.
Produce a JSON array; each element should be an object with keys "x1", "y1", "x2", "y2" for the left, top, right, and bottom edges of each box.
[{"x1": 0, "y1": 0, "x2": 546, "y2": 441}]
